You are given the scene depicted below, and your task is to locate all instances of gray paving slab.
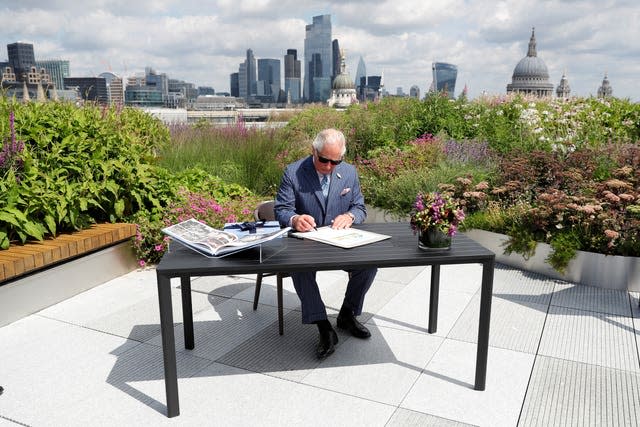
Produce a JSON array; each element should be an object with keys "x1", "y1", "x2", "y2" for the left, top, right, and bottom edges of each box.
[
  {"x1": 401, "y1": 339, "x2": 535, "y2": 427},
  {"x1": 492, "y1": 264, "x2": 557, "y2": 306},
  {"x1": 370, "y1": 275, "x2": 475, "y2": 337},
  {"x1": 231, "y1": 273, "x2": 303, "y2": 310},
  {"x1": 448, "y1": 294, "x2": 548, "y2": 353},
  {"x1": 539, "y1": 305, "x2": 640, "y2": 371},
  {"x1": 551, "y1": 282, "x2": 632, "y2": 316},
  {"x1": 301, "y1": 324, "x2": 443, "y2": 405},
  {"x1": 37, "y1": 267, "x2": 168, "y2": 322},
  {"x1": 518, "y1": 356, "x2": 640, "y2": 427},
  {"x1": 145, "y1": 297, "x2": 282, "y2": 361},
  {"x1": 216, "y1": 310, "x2": 331, "y2": 382},
  {"x1": 439, "y1": 263, "x2": 484, "y2": 294},
  {"x1": 376, "y1": 265, "x2": 425, "y2": 284},
  {"x1": 386, "y1": 408, "x2": 477, "y2": 427}
]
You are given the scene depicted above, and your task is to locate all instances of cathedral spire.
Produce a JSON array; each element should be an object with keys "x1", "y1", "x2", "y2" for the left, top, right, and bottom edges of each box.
[{"x1": 527, "y1": 27, "x2": 537, "y2": 57}]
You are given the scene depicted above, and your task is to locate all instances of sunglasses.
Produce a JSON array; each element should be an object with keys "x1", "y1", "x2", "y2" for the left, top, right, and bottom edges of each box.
[{"x1": 316, "y1": 153, "x2": 343, "y2": 165}]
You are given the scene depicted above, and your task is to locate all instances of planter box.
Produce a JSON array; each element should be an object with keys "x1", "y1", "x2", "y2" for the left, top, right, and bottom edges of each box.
[
  {"x1": 465, "y1": 229, "x2": 640, "y2": 292},
  {"x1": 0, "y1": 224, "x2": 138, "y2": 327}
]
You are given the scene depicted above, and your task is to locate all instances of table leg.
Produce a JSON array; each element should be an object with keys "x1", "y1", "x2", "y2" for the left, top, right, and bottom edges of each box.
[
  {"x1": 277, "y1": 274, "x2": 284, "y2": 336},
  {"x1": 428, "y1": 264, "x2": 440, "y2": 334},
  {"x1": 157, "y1": 271, "x2": 179, "y2": 417},
  {"x1": 180, "y1": 276, "x2": 194, "y2": 350},
  {"x1": 474, "y1": 258, "x2": 495, "y2": 391}
]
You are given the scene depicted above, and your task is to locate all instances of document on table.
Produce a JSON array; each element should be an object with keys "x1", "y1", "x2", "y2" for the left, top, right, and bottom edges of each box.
[{"x1": 290, "y1": 226, "x2": 391, "y2": 248}]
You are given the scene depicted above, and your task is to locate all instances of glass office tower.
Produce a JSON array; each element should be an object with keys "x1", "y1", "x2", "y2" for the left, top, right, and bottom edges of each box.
[
  {"x1": 303, "y1": 14, "x2": 332, "y2": 102},
  {"x1": 284, "y1": 49, "x2": 301, "y2": 103},
  {"x1": 257, "y1": 58, "x2": 281, "y2": 102},
  {"x1": 35, "y1": 59, "x2": 70, "y2": 89},
  {"x1": 432, "y1": 62, "x2": 457, "y2": 99},
  {"x1": 7, "y1": 42, "x2": 35, "y2": 81}
]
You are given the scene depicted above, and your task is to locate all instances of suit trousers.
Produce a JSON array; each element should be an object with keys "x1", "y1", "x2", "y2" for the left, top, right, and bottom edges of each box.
[{"x1": 291, "y1": 268, "x2": 378, "y2": 324}]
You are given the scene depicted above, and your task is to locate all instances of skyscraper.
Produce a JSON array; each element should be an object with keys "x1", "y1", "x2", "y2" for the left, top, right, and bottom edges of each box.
[
  {"x1": 303, "y1": 14, "x2": 332, "y2": 102},
  {"x1": 409, "y1": 85, "x2": 421, "y2": 99},
  {"x1": 355, "y1": 56, "x2": 367, "y2": 90},
  {"x1": 332, "y1": 39, "x2": 340, "y2": 83},
  {"x1": 432, "y1": 62, "x2": 458, "y2": 98},
  {"x1": 284, "y1": 49, "x2": 301, "y2": 103},
  {"x1": 7, "y1": 42, "x2": 35, "y2": 81},
  {"x1": 99, "y1": 71, "x2": 124, "y2": 105},
  {"x1": 35, "y1": 59, "x2": 69, "y2": 89},
  {"x1": 257, "y1": 58, "x2": 281, "y2": 102},
  {"x1": 230, "y1": 72, "x2": 239, "y2": 97},
  {"x1": 238, "y1": 49, "x2": 257, "y2": 100}
]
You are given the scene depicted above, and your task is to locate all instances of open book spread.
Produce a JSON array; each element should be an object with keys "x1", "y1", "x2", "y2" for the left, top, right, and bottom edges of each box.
[
  {"x1": 162, "y1": 218, "x2": 290, "y2": 257},
  {"x1": 290, "y1": 226, "x2": 391, "y2": 248}
]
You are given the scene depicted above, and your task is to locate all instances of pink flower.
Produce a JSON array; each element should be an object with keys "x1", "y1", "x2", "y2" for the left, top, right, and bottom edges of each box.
[
  {"x1": 138, "y1": 259, "x2": 146, "y2": 267},
  {"x1": 154, "y1": 244, "x2": 164, "y2": 252},
  {"x1": 604, "y1": 229, "x2": 619, "y2": 239}
]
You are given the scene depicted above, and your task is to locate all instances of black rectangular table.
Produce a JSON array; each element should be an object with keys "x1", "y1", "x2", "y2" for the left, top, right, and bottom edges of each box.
[{"x1": 155, "y1": 222, "x2": 495, "y2": 417}]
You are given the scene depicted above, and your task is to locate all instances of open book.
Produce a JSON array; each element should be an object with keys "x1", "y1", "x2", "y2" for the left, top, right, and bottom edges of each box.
[
  {"x1": 290, "y1": 226, "x2": 391, "y2": 248},
  {"x1": 162, "y1": 218, "x2": 290, "y2": 257}
]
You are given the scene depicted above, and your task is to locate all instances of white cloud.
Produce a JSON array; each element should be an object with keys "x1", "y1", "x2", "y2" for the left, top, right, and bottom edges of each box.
[{"x1": 0, "y1": 0, "x2": 637, "y2": 100}]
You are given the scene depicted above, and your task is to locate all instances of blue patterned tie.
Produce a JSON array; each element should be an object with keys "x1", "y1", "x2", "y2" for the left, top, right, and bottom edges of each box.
[{"x1": 321, "y1": 174, "x2": 329, "y2": 198}]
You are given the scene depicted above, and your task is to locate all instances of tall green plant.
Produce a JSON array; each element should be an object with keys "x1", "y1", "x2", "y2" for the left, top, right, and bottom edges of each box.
[{"x1": 0, "y1": 98, "x2": 172, "y2": 247}]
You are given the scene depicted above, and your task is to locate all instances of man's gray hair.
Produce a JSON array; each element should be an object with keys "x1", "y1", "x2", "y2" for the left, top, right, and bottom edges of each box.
[{"x1": 312, "y1": 128, "x2": 347, "y2": 156}]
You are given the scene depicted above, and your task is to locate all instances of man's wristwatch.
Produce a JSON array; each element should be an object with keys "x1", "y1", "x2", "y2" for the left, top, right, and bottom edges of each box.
[{"x1": 346, "y1": 212, "x2": 355, "y2": 222}]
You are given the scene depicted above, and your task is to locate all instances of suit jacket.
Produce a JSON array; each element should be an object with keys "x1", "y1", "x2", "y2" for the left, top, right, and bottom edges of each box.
[{"x1": 275, "y1": 155, "x2": 367, "y2": 227}]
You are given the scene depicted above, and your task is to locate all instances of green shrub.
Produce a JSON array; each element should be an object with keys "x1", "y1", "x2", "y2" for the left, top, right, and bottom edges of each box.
[{"x1": 0, "y1": 99, "x2": 172, "y2": 246}]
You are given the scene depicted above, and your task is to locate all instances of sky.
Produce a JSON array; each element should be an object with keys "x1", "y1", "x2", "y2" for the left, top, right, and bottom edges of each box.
[{"x1": 1, "y1": 0, "x2": 639, "y2": 101}]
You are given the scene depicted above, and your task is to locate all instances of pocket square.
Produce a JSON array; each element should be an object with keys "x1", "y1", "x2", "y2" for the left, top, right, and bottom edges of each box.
[{"x1": 340, "y1": 188, "x2": 351, "y2": 196}]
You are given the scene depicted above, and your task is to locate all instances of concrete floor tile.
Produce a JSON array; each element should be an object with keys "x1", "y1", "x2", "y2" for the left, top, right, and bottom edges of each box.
[
  {"x1": 519, "y1": 356, "x2": 640, "y2": 426},
  {"x1": 302, "y1": 324, "x2": 443, "y2": 405},
  {"x1": 539, "y1": 306, "x2": 640, "y2": 371},
  {"x1": 492, "y1": 265, "x2": 557, "y2": 306},
  {"x1": 175, "y1": 362, "x2": 395, "y2": 426},
  {"x1": 448, "y1": 295, "x2": 548, "y2": 353},
  {"x1": 376, "y1": 265, "x2": 425, "y2": 284},
  {"x1": 231, "y1": 274, "x2": 302, "y2": 310},
  {"x1": 551, "y1": 283, "x2": 631, "y2": 316},
  {"x1": 189, "y1": 274, "x2": 256, "y2": 298},
  {"x1": 37, "y1": 268, "x2": 169, "y2": 323},
  {"x1": 0, "y1": 316, "x2": 142, "y2": 425},
  {"x1": 145, "y1": 298, "x2": 283, "y2": 361},
  {"x1": 217, "y1": 311, "x2": 327, "y2": 382},
  {"x1": 371, "y1": 278, "x2": 474, "y2": 337},
  {"x1": 387, "y1": 408, "x2": 477, "y2": 427},
  {"x1": 405, "y1": 264, "x2": 484, "y2": 296},
  {"x1": 402, "y1": 340, "x2": 534, "y2": 427}
]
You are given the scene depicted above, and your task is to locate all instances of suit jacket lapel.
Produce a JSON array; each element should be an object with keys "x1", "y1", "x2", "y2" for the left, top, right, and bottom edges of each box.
[
  {"x1": 326, "y1": 165, "x2": 343, "y2": 205},
  {"x1": 302, "y1": 157, "x2": 327, "y2": 214}
]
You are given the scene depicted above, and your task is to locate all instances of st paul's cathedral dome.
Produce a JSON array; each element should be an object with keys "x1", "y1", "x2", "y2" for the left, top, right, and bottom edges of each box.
[{"x1": 507, "y1": 28, "x2": 554, "y2": 97}]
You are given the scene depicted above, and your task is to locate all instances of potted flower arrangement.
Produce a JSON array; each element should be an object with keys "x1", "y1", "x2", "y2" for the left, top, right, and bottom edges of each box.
[{"x1": 410, "y1": 192, "x2": 465, "y2": 250}]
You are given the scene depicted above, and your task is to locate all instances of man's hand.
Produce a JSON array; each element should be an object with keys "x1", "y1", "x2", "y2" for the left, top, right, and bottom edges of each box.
[
  {"x1": 292, "y1": 214, "x2": 317, "y2": 232},
  {"x1": 331, "y1": 213, "x2": 354, "y2": 230}
]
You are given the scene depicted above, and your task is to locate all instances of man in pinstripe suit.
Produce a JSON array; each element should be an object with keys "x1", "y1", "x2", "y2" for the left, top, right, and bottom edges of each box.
[{"x1": 275, "y1": 128, "x2": 377, "y2": 359}]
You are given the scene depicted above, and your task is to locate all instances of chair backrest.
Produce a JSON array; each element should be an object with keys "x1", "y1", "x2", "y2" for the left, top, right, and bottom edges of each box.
[{"x1": 254, "y1": 200, "x2": 276, "y2": 222}]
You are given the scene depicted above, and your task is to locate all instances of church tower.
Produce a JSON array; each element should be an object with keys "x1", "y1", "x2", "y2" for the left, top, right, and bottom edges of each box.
[{"x1": 556, "y1": 71, "x2": 571, "y2": 99}]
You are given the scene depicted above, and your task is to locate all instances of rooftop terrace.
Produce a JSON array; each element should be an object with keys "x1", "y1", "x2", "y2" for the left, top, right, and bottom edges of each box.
[{"x1": 1, "y1": 262, "x2": 639, "y2": 426}]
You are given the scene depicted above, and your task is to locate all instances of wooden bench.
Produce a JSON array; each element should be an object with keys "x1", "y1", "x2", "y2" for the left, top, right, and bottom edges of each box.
[
  {"x1": 0, "y1": 223, "x2": 136, "y2": 283},
  {"x1": 0, "y1": 223, "x2": 138, "y2": 327}
]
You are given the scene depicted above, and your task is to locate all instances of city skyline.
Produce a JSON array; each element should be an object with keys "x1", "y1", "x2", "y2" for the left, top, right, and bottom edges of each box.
[{"x1": 1, "y1": 1, "x2": 639, "y2": 101}]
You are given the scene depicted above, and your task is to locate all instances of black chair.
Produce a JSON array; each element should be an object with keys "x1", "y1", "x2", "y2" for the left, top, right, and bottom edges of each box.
[{"x1": 252, "y1": 200, "x2": 286, "y2": 335}]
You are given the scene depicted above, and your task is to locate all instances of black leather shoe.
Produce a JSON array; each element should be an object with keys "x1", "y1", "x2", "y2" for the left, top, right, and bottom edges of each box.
[
  {"x1": 316, "y1": 328, "x2": 339, "y2": 359},
  {"x1": 337, "y1": 312, "x2": 371, "y2": 338}
]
